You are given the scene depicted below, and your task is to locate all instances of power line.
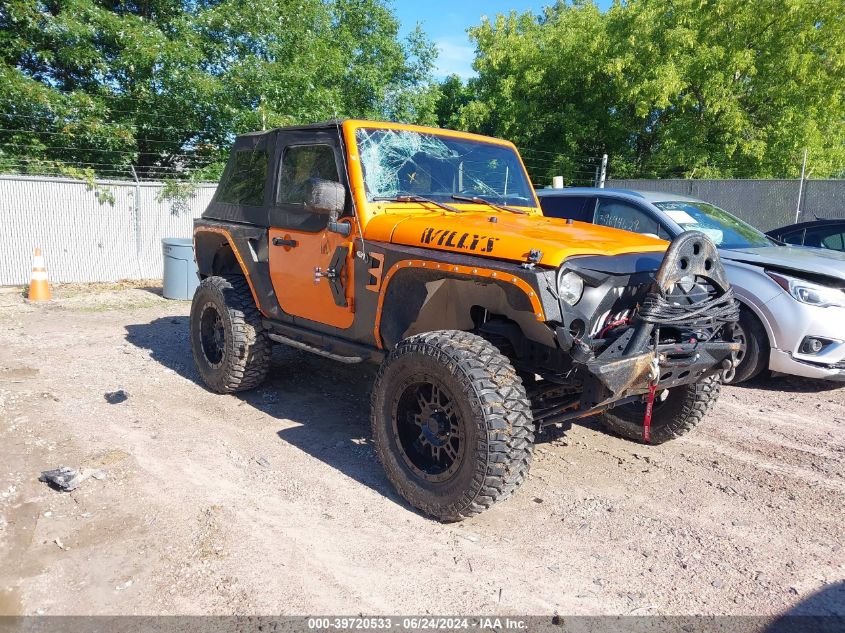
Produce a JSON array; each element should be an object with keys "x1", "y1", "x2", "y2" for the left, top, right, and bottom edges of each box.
[
  {"x1": 0, "y1": 112, "x2": 214, "y2": 138},
  {"x1": 0, "y1": 95, "x2": 226, "y2": 126},
  {"x1": 0, "y1": 127, "x2": 227, "y2": 148},
  {"x1": 0, "y1": 142, "x2": 223, "y2": 161}
]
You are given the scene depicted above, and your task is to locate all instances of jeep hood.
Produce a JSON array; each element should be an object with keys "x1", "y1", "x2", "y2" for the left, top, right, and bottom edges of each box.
[
  {"x1": 364, "y1": 211, "x2": 667, "y2": 267},
  {"x1": 720, "y1": 245, "x2": 845, "y2": 281}
]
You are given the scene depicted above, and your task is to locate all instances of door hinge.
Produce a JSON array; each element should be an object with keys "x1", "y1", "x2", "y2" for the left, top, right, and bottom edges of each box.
[{"x1": 314, "y1": 246, "x2": 349, "y2": 308}]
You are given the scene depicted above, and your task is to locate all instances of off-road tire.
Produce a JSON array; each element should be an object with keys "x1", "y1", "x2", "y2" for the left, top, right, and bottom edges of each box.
[
  {"x1": 599, "y1": 376, "x2": 721, "y2": 444},
  {"x1": 371, "y1": 331, "x2": 535, "y2": 521},
  {"x1": 727, "y1": 307, "x2": 769, "y2": 384},
  {"x1": 190, "y1": 275, "x2": 270, "y2": 393}
]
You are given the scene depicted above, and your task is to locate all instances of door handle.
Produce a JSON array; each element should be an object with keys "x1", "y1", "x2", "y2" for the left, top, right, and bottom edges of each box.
[{"x1": 272, "y1": 237, "x2": 298, "y2": 248}]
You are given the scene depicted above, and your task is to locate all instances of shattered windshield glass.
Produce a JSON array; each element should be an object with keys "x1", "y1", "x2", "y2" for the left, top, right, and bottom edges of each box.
[{"x1": 355, "y1": 128, "x2": 535, "y2": 207}]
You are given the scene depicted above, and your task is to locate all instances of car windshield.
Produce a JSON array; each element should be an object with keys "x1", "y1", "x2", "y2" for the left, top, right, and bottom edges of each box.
[
  {"x1": 653, "y1": 201, "x2": 774, "y2": 248},
  {"x1": 355, "y1": 128, "x2": 535, "y2": 207}
]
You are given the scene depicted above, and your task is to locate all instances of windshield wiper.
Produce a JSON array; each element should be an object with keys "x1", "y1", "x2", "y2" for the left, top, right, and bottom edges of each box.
[
  {"x1": 372, "y1": 194, "x2": 462, "y2": 214},
  {"x1": 451, "y1": 194, "x2": 527, "y2": 215}
]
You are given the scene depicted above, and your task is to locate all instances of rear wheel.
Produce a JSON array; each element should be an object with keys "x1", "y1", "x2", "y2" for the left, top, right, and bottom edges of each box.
[
  {"x1": 726, "y1": 307, "x2": 769, "y2": 384},
  {"x1": 190, "y1": 275, "x2": 270, "y2": 393},
  {"x1": 599, "y1": 376, "x2": 721, "y2": 444},
  {"x1": 371, "y1": 331, "x2": 534, "y2": 521}
]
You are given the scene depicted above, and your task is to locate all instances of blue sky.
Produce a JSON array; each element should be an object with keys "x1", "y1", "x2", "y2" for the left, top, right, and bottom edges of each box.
[{"x1": 394, "y1": 1, "x2": 613, "y2": 79}]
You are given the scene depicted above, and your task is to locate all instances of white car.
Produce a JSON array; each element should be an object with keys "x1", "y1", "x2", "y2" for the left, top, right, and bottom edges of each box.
[{"x1": 538, "y1": 188, "x2": 845, "y2": 383}]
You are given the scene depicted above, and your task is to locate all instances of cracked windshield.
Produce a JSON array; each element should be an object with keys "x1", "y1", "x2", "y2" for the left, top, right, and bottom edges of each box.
[{"x1": 355, "y1": 128, "x2": 535, "y2": 207}]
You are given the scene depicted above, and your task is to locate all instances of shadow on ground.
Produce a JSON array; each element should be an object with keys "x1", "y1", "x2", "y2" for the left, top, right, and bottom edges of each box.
[
  {"x1": 738, "y1": 371, "x2": 843, "y2": 393},
  {"x1": 766, "y1": 581, "x2": 845, "y2": 632},
  {"x1": 125, "y1": 316, "x2": 841, "y2": 508},
  {"x1": 125, "y1": 316, "x2": 404, "y2": 508}
]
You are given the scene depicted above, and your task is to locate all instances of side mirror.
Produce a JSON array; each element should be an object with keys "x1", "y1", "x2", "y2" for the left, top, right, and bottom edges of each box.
[
  {"x1": 304, "y1": 177, "x2": 345, "y2": 219},
  {"x1": 328, "y1": 220, "x2": 352, "y2": 236}
]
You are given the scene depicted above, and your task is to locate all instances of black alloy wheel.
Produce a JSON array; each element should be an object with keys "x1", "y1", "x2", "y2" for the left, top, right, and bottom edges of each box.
[{"x1": 392, "y1": 380, "x2": 465, "y2": 483}]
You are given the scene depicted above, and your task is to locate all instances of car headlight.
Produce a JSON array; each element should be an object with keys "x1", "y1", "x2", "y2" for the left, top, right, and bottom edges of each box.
[
  {"x1": 767, "y1": 271, "x2": 845, "y2": 308},
  {"x1": 557, "y1": 271, "x2": 584, "y2": 305}
]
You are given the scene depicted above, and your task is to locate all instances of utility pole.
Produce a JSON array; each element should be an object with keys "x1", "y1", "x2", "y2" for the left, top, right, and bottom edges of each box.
[
  {"x1": 598, "y1": 153, "x2": 608, "y2": 188},
  {"x1": 260, "y1": 95, "x2": 267, "y2": 131},
  {"x1": 794, "y1": 148, "x2": 808, "y2": 224}
]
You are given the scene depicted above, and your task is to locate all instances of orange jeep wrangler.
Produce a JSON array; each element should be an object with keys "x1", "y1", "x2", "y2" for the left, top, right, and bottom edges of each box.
[{"x1": 192, "y1": 120, "x2": 740, "y2": 521}]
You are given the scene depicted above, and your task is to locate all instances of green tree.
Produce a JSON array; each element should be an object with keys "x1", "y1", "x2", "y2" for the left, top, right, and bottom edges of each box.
[
  {"x1": 432, "y1": 74, "x2": 473, "y2": 129},
  {"x1": 0, "y1": 0, "x2": 437, "y2": 180},
  {"x1": 604, "y1": 0, "x2": 845, "y2": 178},
  {"x1": 461, "y1": 0, "x2": 845, "y2": 183}
]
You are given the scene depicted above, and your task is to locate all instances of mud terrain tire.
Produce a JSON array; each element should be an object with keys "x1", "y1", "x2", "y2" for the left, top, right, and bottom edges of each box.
[
  {"x1": 599, "y1": 376, "x2": 721, "y2": 444},
  {"x1": 190, "y1": 275, "x2": 270, "y2": 393},
  {"x1": 371, "y1": 331, "x2": 534, "y2": 521}
]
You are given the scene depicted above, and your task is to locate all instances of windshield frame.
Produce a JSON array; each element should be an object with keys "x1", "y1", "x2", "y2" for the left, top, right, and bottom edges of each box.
[
  {"x1": 344, "y1": 121, "x2": 540, "y2": 215},
  {"x1": 653, "y1": 200, "x2": 777, "y2": 249}
]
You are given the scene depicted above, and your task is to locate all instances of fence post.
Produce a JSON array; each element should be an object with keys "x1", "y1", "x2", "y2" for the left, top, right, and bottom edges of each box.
[
  {"x1": 598, "y1": 154, "x2": 608, "y2": 188},
  {"x1": 794, "y1": 148, "x2": 807, "y2": 224},
  {"x1": 129, "y1": 165, "x2": 143, "y2": 278}
]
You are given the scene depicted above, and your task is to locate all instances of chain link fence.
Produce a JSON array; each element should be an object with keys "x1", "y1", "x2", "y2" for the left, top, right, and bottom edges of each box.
[
  {"x1": 606, "y1": 179, "x2": 845, "y2": 231},
  {"x1": 3, "y1": 174, "x2": 845, "y2": 286},
  {"x1": 0, "y1": 175, "x2": 216, "y2": 286}
]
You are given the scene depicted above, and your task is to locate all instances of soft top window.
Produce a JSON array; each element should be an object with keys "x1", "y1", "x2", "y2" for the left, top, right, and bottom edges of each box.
[
  {"x1": 215, "y1": 149, "x2": 268, "y2": 206},
  {"x1": 278, "y1": 144, "x2": 340, "y2": 205}
]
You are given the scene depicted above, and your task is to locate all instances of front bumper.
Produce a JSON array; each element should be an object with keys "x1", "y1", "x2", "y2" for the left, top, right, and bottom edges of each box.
[
  {"x1": 763, "y1": 292, "x2": 845, "y2": 381},
  {"x1": 769, "y1": 349, "x2": 845, "y2": 382},
  {"x1": 552, "y1": 231, "x2": 740, "y2": 419}
]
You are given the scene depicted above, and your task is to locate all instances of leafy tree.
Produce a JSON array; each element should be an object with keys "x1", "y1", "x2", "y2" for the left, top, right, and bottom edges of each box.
[
  {"x1": 461, "y1": 0, "x2": 845, "y2": 183},
  {"x1": 0, "y1": 0, "x2": 437, "y2": 180},
  {"x1": 432, "y1": 74, "x2": 473, "y2": 130}
]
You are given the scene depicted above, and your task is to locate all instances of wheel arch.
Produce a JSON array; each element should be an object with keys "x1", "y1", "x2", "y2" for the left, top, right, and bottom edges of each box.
[
  {"x1": 375, "y1": 267, "x2": 555, "y2": 351},
  {"x1": 193, "y1": 227, "x2": 266, "y2": 316},
  {"x1": 194, "y1": 230, "x2": 245, "y2": 279},
  {"x1": 733, "y1": 294, "x2": 777, "y2": 350}
]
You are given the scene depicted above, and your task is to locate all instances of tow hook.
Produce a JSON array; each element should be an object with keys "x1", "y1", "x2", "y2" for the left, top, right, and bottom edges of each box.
[
  {"x1": 720, "y1": 357, "x2": 737, "y2": 383},
  {"x1": 643, "y1": 356, "x2": 660, "y2": 443}
]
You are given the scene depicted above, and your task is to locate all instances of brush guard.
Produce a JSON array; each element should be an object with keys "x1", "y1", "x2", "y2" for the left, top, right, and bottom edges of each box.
[{"x1": 545, "y1": 231, "x2": 741, "y2": 427}]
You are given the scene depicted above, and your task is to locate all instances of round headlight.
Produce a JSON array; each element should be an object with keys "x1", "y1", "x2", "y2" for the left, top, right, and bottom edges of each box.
[{"x1": 558, "y1": 271, "x2": 584, "y2": 305}]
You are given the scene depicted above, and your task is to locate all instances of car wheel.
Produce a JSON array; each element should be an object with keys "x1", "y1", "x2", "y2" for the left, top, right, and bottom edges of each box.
[
  {"x1": 190, "y1": 275, "x2": 271, "y2": 393},
  {"x1": 370, "y1": 330, "x2": 534, "y2": 521},
  {"x1": 599, "y1": 376, "x2": 721, "y2": 444},
  {"x1": 727, "y1": 307, "x2": 769, "y2": 384}
]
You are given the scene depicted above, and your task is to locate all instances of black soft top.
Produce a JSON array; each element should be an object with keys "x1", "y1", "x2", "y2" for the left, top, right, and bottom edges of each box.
[
  {"x1": 231, "y1": 119, "x2": 345, "y2": 146},
  {"x1": 203, "y1": 120, "x2": 348, "y2": 227}
]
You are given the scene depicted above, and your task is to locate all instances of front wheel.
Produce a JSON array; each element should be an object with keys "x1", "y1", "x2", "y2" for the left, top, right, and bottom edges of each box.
[
  {"x1": 725, "y1": 308, "x2": 769, "y2": 384},
  {"x1": 371, "y1": 331, "x2": 535, "y2": 521},
  {"x1": 599, "y1": 376, "x2": 721, "y2": 444}
]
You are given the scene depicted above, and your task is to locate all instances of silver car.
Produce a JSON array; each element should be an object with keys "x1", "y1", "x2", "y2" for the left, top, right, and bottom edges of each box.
[{"x1": 538, "y1": 188, "x2": 845, "y2": 383}]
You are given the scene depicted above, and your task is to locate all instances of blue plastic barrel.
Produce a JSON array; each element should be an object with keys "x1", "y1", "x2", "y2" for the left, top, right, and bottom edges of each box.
[{"x1": 162, "y1": 238, "x2": 199, "y2": 300}]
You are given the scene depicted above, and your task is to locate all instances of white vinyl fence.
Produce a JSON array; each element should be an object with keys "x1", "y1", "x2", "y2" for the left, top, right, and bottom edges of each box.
[{"x1": 0, "y1": 175, "x2": 216, "y2": 285}]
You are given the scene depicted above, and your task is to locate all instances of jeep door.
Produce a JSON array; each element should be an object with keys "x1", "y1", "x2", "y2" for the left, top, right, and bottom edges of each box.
[{"x1": 268, "y1": 136, "x2": 355, "y2": 328}]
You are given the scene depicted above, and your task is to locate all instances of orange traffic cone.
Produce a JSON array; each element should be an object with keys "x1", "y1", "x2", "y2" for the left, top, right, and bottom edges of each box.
[{"x1": 27, "y1": 247, "x2": 52, "y2": 302}]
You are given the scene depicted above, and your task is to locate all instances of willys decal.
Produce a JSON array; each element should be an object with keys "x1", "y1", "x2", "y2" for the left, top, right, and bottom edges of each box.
[{"x1": 419, "y1": 228, "x2": 500, "y2": 253}]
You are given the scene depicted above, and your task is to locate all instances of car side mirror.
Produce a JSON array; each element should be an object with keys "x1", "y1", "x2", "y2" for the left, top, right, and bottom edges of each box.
[
  {"x1": 328, "y1": 220, "x2": 351, "y2": 236},
  {"x1": 304, "y1": 178, "x2": 345, "y2": 219}
]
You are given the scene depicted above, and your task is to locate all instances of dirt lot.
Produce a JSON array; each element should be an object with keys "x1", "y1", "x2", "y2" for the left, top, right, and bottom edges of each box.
[{"x1": 0, "y1": 283, "x2": 843, "y2": 617}]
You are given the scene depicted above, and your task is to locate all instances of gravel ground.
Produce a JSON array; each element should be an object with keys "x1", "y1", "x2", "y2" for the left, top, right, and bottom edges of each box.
[{"x1": 0, "y1": 283, "x2": 843, "y2": 617}]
